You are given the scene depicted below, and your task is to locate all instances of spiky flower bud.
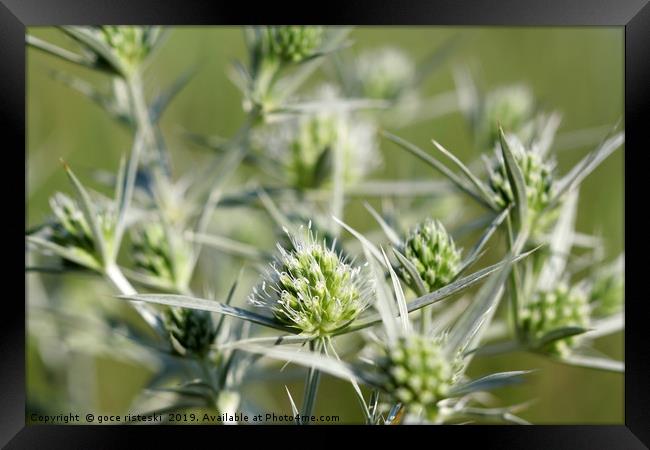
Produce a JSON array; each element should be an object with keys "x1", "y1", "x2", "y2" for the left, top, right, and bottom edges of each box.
[
  {"x1": 589, "y1": 265, "x2": 624, "y2": 317},
  {"x1": 130, "y1": 222, "x2": 193, "y2": 290},
  {"x1": 401, "y1": 219, "x2": 462, "y2": 292},
  {"x1": 267, "y1": 26, "x2": 324, "y2": 63},
  {"x1": 355, "y1": 47, "x2": 416, "y2": 101},
  {"x1": 487, "y1": 139, "x2": 555, "y2": 216},
  {"x1": 164, "y1": 307, "x2": 216, "y2": 357},
  {"x1": 378, "y1": 335, "x2": 458, "y2": 419},
  {"x1": 98, "y1": 26, "x2": 160, "y2": 75},
  {"x1": 480, "y1": 85, "x2": 536, "y2": 148},
  {"x1": 48, "y1": 192, "x2": 115, "y2": 267},
  {"x1": 520, "y1": 283, "x2": 590, "y2": 357},
  {"x1": 251, "y1": 224, "x2": 370, "y2": 337}
]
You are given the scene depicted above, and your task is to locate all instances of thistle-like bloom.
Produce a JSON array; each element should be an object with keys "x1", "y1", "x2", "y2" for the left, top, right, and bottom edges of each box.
[
  {"x1": 486, "y1": 138, "x2": 555, "y2": 216},
  {"x1": 479, "y1": 85, "x2": 536, "y2": 148},
  {"x1": 251, "y1": 224, "x2": 371, "y2": 337},
  {"x1": 520, "y1": 283, "x2": 590, "y2": 357},
  {"x1": 130, "y1": 222, "x2": 193, "y2": 290},
  {"x1": 258, "y1": 86, "x2": 380, "y2": 190},
  {"x1": 355, "y1": 47, "x2": 416, "y2": 101},
  {"x1": 378, "y1": 335, "x2": 460, "y2": 420},
  {"x1": 97, "y1": 26, "x2": 161, "y2": 74},
  {"x1": 401, "y1": 219, "x2": 462, "y2": 292},
  {"x1": 164, "y1": 307, "x2": 216, "y2": 357},
  {"x1": 48, "y1": 192, "x2": 116, "y2": 267},
  {"x1": 267, "y1": 26, "x2": 324, "y2": 63}
]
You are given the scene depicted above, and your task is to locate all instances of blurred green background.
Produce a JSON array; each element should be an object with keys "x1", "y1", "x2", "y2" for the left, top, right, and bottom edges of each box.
[{"x1": 27, "y1": 27, "x2": 623, "y2": 424}]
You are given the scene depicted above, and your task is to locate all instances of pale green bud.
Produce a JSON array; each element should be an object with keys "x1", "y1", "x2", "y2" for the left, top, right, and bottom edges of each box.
[
  {"x1": 267, "y1": 26, "x2": 324, "y2": 63},
  {"x1": 251, "y1": 224, "x2": 370, "y2": 337},
  {"x1": 164, "y1": 307, "x2": 216, "y2": 357},
  {"x1": 402, "y1": 219, "x2": 461, "y2": 292}
]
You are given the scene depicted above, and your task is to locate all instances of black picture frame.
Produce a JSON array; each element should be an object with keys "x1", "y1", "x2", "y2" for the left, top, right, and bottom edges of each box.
[{"x1": 4, "y1": 0, "x2": 648, "y2": 446}]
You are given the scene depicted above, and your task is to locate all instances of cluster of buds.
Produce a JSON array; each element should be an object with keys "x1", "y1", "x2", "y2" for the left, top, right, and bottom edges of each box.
[
  {"x1": 251, "y1": 224, "x2": 370, "y2": 337},
  {"x1": 48, "y1": 192, "x2": 116, "y2": 269},
  {"x1": 589, "y1": 263, "x2": 624, "y2": 317},
  {"x1": 520, "y1": 283, "x2": 590, "y2": 357},
  {"x1": 130, "y1": 222, "x2": 193, "y2": 291},
  {"x1": 97, "y1": 26, "x2": 161, "y2": 75},
  {"x1": 266, "y1": 26, "x2": 324, "y2": 63},
  {"x1": 354, "y1": 47, "x2": 416, "y2": 101},
  {"x1": 259, "y1": 86, "x2": 380, "y2": 190},
  {"x1": 164, "y1": 307, "x2": 217, "y2": 357},
  {"x1": 401, "y1": 219, "x2": 462, "y2": 293},
  {"x1": 486, "y1": 138, "x2": 556, "y2": 218},
  {"x1": 378, "y1": 335, "x2": 459, "y2": 420}
]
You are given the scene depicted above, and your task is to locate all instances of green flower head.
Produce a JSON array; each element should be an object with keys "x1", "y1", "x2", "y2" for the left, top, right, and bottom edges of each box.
[
  {"x1": 164, "y1": 307, "x2": 216, "y2": 357},
  {"x1": 98, "y1": 26, "x2": 161, "y2": 74},
  {"x1": 48, "y1": 192, "x2": 116, "y2": 268},
  {"x1": 130, "y1": 222, "x2": 193, "y2": 290},
  {"x1": 258, "y1": 86, "x2": 380, "y2": 190},
  {"x1": 401, "y1": 219, "x2": 462, "y2": 292},
  {"x1": 487, "y1": 137, "x2": 556, "y2": 216},
  {"x1": 267, "y1": 26, "x2": 324, "y2": 63},
  {"x1": 251, "y1": 223, "x2": 371, "y2": 337},
  {"x1": 378, "y1": 335, "x2": 459, "y2": 420},
  {"x1": 520, "y1": 283, "x2": 590, "y2": 357}
]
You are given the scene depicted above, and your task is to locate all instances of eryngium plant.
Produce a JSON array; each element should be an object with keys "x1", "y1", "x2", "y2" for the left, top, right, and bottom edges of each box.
[
  {"x1": 354, "y1": 47, "x2": 416, "y2": 101},
  {"x1": 164, "y1": 307, "x2": 217, "y2": 357},
  {"x1": 267, "y1": 26, "x2": 324, "y2": 63},
  {"x1": 486, "y1": 135, "x2": 556, "y2": 220},
  {"x1": 520, "y1": 283, "x2": 590, "y2": 357},
  {"x1": 479, "y1": 85, "x2": 536, "y2": 149},
  {"x1": 401, "y1": 219, "x2": 462, "y2": 292},
  {"x1": 378, "y1": 334, "x2": 460, "y2": 420},
  {"x1": 251, "y1": 224, "x2": 371, "y2": 337}
]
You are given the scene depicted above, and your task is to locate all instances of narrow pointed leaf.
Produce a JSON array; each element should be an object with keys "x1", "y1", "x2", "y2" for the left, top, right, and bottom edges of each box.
[
  {"x1": 365, "y1": 203, "x2": 401, "y2": 246},
  {"x1": 448, "y1": 370, "x2": 533, "y2": 396},
  {"x1": 120, "y1": 294, "x2": 293, "y2": 332},
  {"x1": 498, "y1": 128, "x2": 528, "y2": 229}
]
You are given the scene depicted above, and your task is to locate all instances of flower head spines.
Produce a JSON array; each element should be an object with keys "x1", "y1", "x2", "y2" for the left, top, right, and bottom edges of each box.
[
  {"x1": 480, "y1": 85, "x2": 536, "y2": 148},
  {"x1": 49, "y1": 193, "x2": 95, "y2": 253},
  {"x1": 164, "y1": 307, "x2": 216, "y2": 357},
  {"x1": 520, "y1": 283, "x2": 590, "y2": 357},
  {"x1": 251, "y1": 225, "x2": 370, "y2": 337},
  {"x1": 402, "y1": 219, "x2": 461, "y2": 292},
  {"x1": 378, "y1": 335, "x2": 457, "y2": 419},
  {"x1": 267, "y1": 26, "x2": 324, "y2": 63},
  {"x1": 131, "y1": 222, "x2": 174, "y2": 282}
]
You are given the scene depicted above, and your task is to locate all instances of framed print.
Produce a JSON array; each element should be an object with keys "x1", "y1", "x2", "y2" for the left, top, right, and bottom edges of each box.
[{"x1": 2, "y1": 0, "x2": 648, "y2": 446}]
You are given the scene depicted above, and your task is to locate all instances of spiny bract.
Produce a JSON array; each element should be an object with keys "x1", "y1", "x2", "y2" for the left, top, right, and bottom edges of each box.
[
  {"x1": 402, "y1": 219, "x2": 462, "y2": 292},
  {"x1": 520, "y1": 283, "x2": 590, "y2": 357},
  {"x1": 164, "y1": 307, "x2": 216, "y2": 357},
  {"x1": 589, "y1": 267, "x2": 624, "y2": 317},
  {"x1": 378, "y1": 335, "x2": 457, "y2": 420},
  {"x1": 267, "y1": 26, "x2": 324, "y2": 63},
  {"x1": 250, "y1": 224, "x2": 370, "y2": 337},
  {"x1": 49, "y1": 192, "x2": 116, "y2": 266}
]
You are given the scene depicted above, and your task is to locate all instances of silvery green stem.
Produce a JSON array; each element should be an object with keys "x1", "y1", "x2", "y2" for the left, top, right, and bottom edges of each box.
[
  {"x1": 104, "y1": 263, "x2": 164, "y2": 334},
  {"x1": 301, "y1": 339, "x2": 324, "y2": 423}
]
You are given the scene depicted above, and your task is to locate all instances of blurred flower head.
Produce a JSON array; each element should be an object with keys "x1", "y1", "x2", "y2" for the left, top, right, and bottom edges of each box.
[
  {"x1": 355, "y1": 47, "x2": 416, "y2": 101},
  {"x1": 377, "y1": 334, "x2": 461, "y2": 420},
  {"x1": 520, "y1": 282, "x2": 590, "y2": 357},
  {"x1": 267, "y1": 26, "x2": 324, "y2": 63}
]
